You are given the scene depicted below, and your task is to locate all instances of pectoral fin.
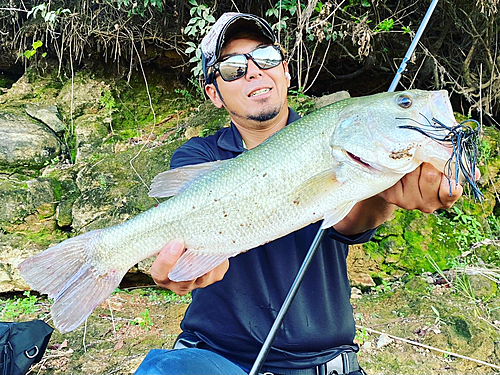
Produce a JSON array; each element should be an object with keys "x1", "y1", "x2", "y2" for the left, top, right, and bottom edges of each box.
[
  {"x1": 290, "y1": 168, "x2": 342, "y2": 207},
  {"x1": 149, "y1": 160, "x2": 227, "y2": 198},
  {"x1": 168, "y1": 249, "x2": 235, "y2": 282}
]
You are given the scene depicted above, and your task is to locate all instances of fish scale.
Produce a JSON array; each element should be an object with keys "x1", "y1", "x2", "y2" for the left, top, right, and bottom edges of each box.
[{"x1": 18, "y1": 90, "x2": 480, "y2": 333}]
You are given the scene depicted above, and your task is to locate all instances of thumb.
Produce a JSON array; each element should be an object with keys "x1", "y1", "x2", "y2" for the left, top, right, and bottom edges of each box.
[{"x1": 150, "y1": 239, "x2": 185, "y2": 279}]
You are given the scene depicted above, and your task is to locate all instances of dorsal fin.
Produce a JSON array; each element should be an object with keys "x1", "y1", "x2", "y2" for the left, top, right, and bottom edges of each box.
[{"x1": 149, "y1": 160, "x2": 227, "y2": 198}]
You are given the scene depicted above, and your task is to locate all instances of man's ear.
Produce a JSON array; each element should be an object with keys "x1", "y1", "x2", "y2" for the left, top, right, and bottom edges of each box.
[
  {"x1": 283, "y1": 61, "x2": 291, "y2": 88},
  {"x1": 205, "y1": 84, "x2": 224, "y2": 109}
]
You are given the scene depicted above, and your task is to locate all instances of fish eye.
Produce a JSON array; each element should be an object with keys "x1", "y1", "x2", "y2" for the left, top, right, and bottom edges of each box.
[{"x1": 396, "y1": 94, "x2": 412, "y2": 109}]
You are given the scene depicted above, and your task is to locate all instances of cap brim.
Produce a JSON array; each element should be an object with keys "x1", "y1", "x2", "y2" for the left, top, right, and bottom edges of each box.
[{"x1": 214, "y1": 14, "x2": 276, "y2": 63}]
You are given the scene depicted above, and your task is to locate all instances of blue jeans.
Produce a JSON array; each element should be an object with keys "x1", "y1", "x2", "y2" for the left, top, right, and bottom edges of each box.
[
  {"x1": 134, "y1": 348, "x2": 248, "y2": 375},
  {"x1": 134, "y1": 348, "x2": 367, "y2": 375}
]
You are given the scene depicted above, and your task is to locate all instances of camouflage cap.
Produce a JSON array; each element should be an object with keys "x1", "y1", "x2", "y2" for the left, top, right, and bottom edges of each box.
[{"x1": 201, "y1": 13, "x2": 276, "y2": 84}]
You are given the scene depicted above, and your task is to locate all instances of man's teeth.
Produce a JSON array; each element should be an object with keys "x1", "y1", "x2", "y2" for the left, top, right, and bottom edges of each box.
[{"x1": 250, "y1": 88, "x2": 271, "y2": 97}]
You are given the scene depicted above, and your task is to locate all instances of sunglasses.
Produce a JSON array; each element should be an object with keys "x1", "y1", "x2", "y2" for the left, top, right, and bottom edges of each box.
[{"x1": 209, "y1": 45, "x2": 283, "y2": 83}]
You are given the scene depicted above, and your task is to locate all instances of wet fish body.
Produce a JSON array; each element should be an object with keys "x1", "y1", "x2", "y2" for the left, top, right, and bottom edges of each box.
[{"x1": 19, "y1": 90, "x2": 477, "y2": 333}]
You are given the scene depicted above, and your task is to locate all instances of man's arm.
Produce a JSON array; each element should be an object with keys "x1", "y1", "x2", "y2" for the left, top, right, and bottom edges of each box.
[{"x1": 334, "y1": 163, "x2": 464, "y2": 236}]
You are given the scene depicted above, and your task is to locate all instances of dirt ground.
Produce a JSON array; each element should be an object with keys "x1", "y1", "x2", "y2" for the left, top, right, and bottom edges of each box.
[{"x1": 8, "y1": 273, "x2": 499, "y2": 375}]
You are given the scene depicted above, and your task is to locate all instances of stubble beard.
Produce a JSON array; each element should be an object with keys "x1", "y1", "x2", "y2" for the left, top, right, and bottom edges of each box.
[{"x1": 245, "y1": 103, "x2": 281, "y2": 123}]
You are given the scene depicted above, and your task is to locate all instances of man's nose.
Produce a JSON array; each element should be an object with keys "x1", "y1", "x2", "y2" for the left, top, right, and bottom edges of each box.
[{"x1": 245, "y1": 58, "x2": 263, "y2": 80}]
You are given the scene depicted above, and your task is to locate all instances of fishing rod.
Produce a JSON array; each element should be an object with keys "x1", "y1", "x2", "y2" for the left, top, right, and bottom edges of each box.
[{"x1": 248, "y1": 1, "x2": 440, "y2": 374}]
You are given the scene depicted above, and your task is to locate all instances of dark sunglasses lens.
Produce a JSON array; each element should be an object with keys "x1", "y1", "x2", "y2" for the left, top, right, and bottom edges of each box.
[
  {"x1": 219, "y1": 55, "x2": 247, "y2": 81},
  {"x1": 252, "y1": 46, "x2": 282, "y2": 69}
]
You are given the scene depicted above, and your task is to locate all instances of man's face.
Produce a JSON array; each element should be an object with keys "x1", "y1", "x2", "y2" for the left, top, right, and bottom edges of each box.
[{"x1": 206, "y1": 38, "x2": 290, "y2": 128}]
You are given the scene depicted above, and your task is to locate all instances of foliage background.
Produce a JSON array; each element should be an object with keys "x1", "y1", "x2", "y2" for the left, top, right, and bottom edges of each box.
[{"x1": 0, "y1": 0, "x2": 499, "y2": 124}]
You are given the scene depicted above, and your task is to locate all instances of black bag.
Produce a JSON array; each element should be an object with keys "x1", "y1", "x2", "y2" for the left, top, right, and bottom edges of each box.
[{"x1": 0, "y1": 320, "x2": 53, "y2": 375}]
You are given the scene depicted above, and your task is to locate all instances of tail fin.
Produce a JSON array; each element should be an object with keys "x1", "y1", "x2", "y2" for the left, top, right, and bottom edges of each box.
[{"x1": 18, "y1": 230, "x2": 126, "y2": 333}]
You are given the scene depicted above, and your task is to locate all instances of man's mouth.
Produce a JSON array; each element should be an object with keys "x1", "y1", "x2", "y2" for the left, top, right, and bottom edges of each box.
[{"x1": 249, "y1": 88, "x2": 271, "y2": 97}]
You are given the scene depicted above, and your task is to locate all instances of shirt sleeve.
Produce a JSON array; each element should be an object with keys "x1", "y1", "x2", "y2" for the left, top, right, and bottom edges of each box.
[
  {"x1": 326, "y1": 227, "x2": 377, "y2": 245},
  {"x1": 170, "y1": 138, "x2": 218, "y2": 169}
]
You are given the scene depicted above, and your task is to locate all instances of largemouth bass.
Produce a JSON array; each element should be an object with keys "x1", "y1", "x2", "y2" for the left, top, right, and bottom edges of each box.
[{"x1": 19, "y1": 90, "x2": 480, "y2": 333}]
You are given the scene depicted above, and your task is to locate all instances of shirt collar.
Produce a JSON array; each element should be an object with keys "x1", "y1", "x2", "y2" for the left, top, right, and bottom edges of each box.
[{"x1": 217, "y1": 107, "x2": 301, "y2": 152}]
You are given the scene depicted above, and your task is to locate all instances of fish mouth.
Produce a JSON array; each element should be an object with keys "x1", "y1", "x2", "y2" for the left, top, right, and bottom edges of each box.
[{"x1": 345, "y1": 151, "x2": 376, "y2": 170}]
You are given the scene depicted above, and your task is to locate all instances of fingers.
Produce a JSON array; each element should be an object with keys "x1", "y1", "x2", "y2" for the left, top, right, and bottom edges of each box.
[
  {"x1": 379, "y1": 163, "x2": 464, "y2": 213},
  {"x1": 194, "y1": 260, "x2": 230, "y2": 287},
  {"x1": 417, "y1": 163, "x2": 444, "y2": 213},
  {"x1": 150, "y1": 239, "x2": 185, "y2": 285},
  {"x1": 150, "y1": 239, "x2": 229, "y2": 295},
  {"x1": 438, "y1": 176, "x2": 463, "y2": 209}
]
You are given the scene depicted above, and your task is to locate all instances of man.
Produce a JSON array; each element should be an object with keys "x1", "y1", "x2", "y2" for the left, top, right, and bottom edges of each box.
[{"x1": 135, "y1": 13, "x2": 463, "y2": 375}]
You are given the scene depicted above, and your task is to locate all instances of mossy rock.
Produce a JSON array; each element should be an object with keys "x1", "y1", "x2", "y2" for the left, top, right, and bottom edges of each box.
[
  {"x1": 467, "y1": 274, "x2": 498, "y2": 300},
  {"x1": 0, "y1": 107, "x2": 62, "y2": 171},
  {"x1": 74, "y1": 113, "x2": 110, "y2": 162},
  {"x1": 72, "y1": 139, "x2": 185, "y2": 232},
  {"x1": 56, "y1": 72, "x2": 109, "y2": 119},
  {"x1": 0, "y1": 178, "x2": 31, "y2": 224}
]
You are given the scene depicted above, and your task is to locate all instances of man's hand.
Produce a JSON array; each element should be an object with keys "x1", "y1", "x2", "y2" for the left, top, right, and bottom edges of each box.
[
  {"x1": 378, "y1": 163, "x2": 463, "y2": 213},
  {"x1": 150, "y1": 239, "x2": 229, "y2": 295},
  {"x1": 335, "y1": 163, "x2": 466, "y2": 235}
]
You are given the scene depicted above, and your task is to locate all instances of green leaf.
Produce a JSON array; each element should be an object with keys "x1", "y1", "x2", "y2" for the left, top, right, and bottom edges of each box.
[
  {"x1": 189, "y1": 0, "x2": 198, "y2": 5},
  {"x1": 24, "y1": 50, "x2": 36, "y2": 59},
  {"x1": 189, "y1": 56, "x2": 199, "y2": 63},
  {"x1": 185, "y1": 46, "x2": 196, "y2": 54},
  {"x1": 361, "y1": 0, "x2": 370, "y2": 7},
  {"x1": 32, "y1": 40, "x2": 43, "y2": 49},
  {"x1": 206, "y1": 15, "x2": 215, "y2": 23},
  {"x1": 42, "y1": 52, "x2": 47, "y2": 58}
]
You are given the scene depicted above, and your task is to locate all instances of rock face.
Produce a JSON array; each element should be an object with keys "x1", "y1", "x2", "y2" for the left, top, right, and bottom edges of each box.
[
  {"x1": 0, "y1": 109, "x2": 61, "y2": 171},
  {"x1": 0, "y1": 70, "x2": 187, "y2": 292},
  {"x1": 25, "y1": 103, "x2": 66, "y2": 134},
  {"x1": 0, "y1": 68, "x2": 499, "y2": 294}
]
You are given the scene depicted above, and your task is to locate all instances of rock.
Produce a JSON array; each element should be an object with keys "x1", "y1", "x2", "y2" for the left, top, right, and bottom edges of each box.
[
  {"x1": 0, "y1": 173, "x2": 75, "y2": 292},
  {"x1": 0, "y1": 109, "x2": 61, "y2": 170},
  {"x1": 467, "y1": 273, "x2": 498, "y2": 300},
  {"x1": 0, "y1": 177, "x2": 59, "y2": 226},
  {"x1": 0, "y1": 75, "x2": 33, "y2": 105},
  {"x1": 313, "y1": 90, "x2": 350, "y2": 109},
  {"x1": 27, "y1": 178, "x2": 57, "y2": 217},
  {"x1": 0, "y1": 238, "x2": 32, "y2": 292},
  {"x1": 25, "y1": 103, "x2": 66, "y2": 134},
  {"x1": 351, "y1": 287, "x2": 363, "y2": 299},
  {"x1": 0, "y1": 179, "x2": 31, "y2": 223},
  {"x1": 73, "y1": 114, "x2": 109, "y2": 162},
  {"x1": 184, "y1": 125, "x2": 204, "y2": 139},
  {"x1": 71, "y1": 140, "x2": 183, "y2": 233},
  {"x1": 56, "y1": 198, "x2": 74, "y2": 227},
  {"x1": 376, "y1": 333, "x2": 394, "y2": 349},
  {"x1": 56, "y1": 76, "x2": 109, "y2": 118},
  {"x1": 347, "y1": 244, "x2": 378, "y2": 287}
]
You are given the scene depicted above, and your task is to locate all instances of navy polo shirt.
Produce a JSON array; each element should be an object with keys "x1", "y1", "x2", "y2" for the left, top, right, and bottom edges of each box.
[{"x1": 172, "y1": 108, "x2": 375, "y2": 371}]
